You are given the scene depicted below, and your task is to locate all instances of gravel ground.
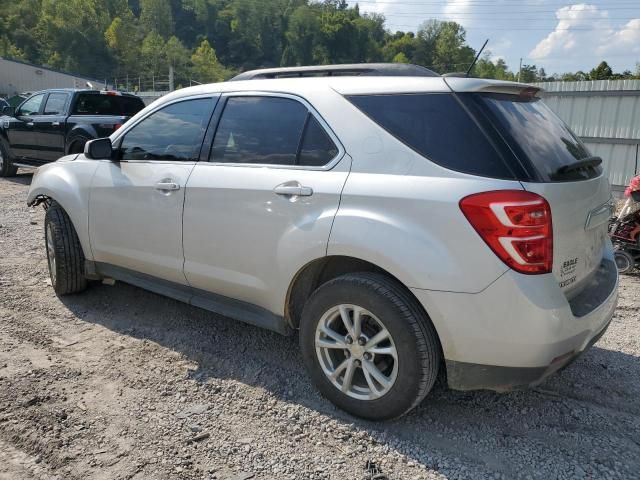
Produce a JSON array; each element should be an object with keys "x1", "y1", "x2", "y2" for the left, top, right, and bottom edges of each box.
[{"x1": 1, "y1": 172, "x2": 639, "y2": 480}]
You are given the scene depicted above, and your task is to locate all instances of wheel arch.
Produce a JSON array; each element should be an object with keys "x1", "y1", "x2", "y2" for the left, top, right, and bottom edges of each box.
[
  {"x1": 65, "y1": 126, "x2": 95, "y2": 154},
  {"x1": 27, "y1": 163, "x2": 96, "y2": 261}
]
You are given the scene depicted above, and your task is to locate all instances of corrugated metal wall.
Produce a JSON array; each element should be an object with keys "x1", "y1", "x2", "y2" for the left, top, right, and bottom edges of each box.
[
  {"x1": 0, "y1": 57, "x2": 106, "y2": 96},
  {"x1": 533, "y1": 80, "x2": 640, "y2": 188}
]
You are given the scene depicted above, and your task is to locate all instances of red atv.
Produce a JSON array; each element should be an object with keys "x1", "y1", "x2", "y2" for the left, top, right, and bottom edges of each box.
[{"x1": 609, "y1": 176, "x2": 640, "y2": 273}]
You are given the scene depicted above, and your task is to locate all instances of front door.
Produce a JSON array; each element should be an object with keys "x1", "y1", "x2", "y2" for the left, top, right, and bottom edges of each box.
[
  {"x1": 6, "y1": 93, "x2": 46, "y2": 160},
  {"x1": 31, "y1": 92, "x2": 70, "y2": 162},
  {"x1": 89, "y1": 96, "x2": 216, "y2": 285},
  {"x1": 183, "y1": 94, "x2": 350, "y2": 314}
]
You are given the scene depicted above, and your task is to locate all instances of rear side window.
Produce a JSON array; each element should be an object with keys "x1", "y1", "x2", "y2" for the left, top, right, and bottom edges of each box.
[
  {"x1": 72, "y1": 93, "x2": 145, "y2": 116},
  {"x1": 43, "y1": 93, "x2": 69, "y2": 115},
  {"x1": 120, "y1": 98, "x2": 212, "y2": 162},
  {"x1": 347, "y1": 93, "x2": 514, "y2": 179},
  {"x1": 464, "y1": 94, "x2": 600, "y2": 182},
  {"x1": 211, "y1": 96, "x2": 338, "y2": 167}
]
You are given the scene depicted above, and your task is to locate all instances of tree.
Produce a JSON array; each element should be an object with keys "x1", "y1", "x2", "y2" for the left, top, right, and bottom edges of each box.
[
  {"x1": 105, "y1": 9, "x2": 139, "y2": 75},
  {"x1": 392, "y1": 52, "x2": 409, "y2": 64},
  {"x1": 590, "y1": 61, "x2": 613, "y2": 80},
  {"x1": 519, "y1": 64, "x2": 538, "y2": 83},
  {"x1": 140, "y1": 31, "x2": 166, "y2": 77},
  {"x1": 191, "y1": 39, "x2": 227, "y2": 82},
  {"x1": 140, "y1": 0, "x2": 173, "y2": 38},
  {"x1": 165, "y1": 36, "x2": 190, "y2": 86}
]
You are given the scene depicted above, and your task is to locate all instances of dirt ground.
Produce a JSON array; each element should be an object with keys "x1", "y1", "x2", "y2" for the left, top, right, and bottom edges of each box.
[{"x1": 1, "y1": 172, "x2": 639, "y2": 480}]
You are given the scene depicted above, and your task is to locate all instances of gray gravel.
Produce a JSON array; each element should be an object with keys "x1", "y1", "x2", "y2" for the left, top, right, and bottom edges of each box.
[{"x1": 1, "y1": 171, "x2": 639, "y2": 480}]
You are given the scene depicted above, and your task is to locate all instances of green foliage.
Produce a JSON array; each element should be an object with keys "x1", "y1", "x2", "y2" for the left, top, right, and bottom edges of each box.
[
  {"x1": 1, "y1": 0, "x2": 637, "y2": 89},
  {"x1": 191, "y1": 39, "x2": 227, "y2": 82}
]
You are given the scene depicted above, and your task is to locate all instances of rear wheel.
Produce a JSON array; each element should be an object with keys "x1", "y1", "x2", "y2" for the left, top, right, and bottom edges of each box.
[
  {"x1": 68, "y1": 136, "x2": 90, "y2": 154},
  {"x1": 614, "y1": 249, "x2": 635, "y2": 274},
  {"x1": 44, "y1": 202, "x2": 87, "y2": 295},
  {"x1": 299, "y1": 273, "x2": 440, "y2": 420},
  {"x1": 0, "y1": 142, "x2": 17, "y2": 177}
]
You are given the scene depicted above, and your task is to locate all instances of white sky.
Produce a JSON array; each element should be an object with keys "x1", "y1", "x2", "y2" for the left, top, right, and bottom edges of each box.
[{"x1": 349, "y1": 1, "x2": 640, "y2": 75}]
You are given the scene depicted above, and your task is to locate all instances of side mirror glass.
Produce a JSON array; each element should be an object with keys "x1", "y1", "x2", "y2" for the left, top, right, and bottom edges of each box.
[
  {"x1": 2, "y1": 106, "x2": 15, "y2": 117},
  {"x1": 84, "y1": 138, "x2": 114, "y2": 160}
]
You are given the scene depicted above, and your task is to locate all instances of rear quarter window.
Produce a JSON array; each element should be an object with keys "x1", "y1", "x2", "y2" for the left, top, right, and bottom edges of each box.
[
  {"x1": 347, "y1": 93, "x2": 515, "y2": 179},
  {"x1": 72, "y1": 93, "x2": 145, "y2": 116}
]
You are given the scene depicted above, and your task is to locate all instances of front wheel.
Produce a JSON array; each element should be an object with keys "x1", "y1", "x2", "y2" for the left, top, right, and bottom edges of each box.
[
  {"x1": 44, "y1": 203, "x2": 88, "y2": 295},
  {"x1": 299, "y1": 273, "x2": 441, "y2": 420},
  {"x1": 0, "y1": 142, "x2": 18, "y2": 177}
]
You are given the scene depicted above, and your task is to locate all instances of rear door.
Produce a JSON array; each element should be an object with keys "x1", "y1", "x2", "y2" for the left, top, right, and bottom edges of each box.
[
  {"x1": 31, "y1": 92, "x2": 70, "y2": 162},
  {"x1": 89, "y1": 96, "x2": 216, "y2": 284},
  {"x1": 6, "y1": 93, "x2": 46, "y2": 160},
  {"x1": 462, "y1": 92, "x2": 611, "y2": 296},
  {"x1": 182, "y1": 93, "x2": 349, "y2": 313}
]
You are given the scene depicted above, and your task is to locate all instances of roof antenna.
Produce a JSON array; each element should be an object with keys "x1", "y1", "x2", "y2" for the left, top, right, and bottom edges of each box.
[{"x1": 466, "y1": 39, "x2": 489, "y2": 77}]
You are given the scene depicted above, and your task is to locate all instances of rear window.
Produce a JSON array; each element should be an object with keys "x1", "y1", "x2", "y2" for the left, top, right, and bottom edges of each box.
[
  {"x1": 463, "y1": 93, "x2": 601, "y2": 182},
  {"x1": 347, "y1": 93, "x2": 515, "y2": 179},
  {"x1": 72, "y1": 93, "x2": 144, "y2": 116}
]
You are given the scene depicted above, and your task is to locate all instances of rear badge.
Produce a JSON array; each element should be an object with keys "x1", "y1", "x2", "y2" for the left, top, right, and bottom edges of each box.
[{"x1": 559, "y1": 257, "x2": 578, "y2": 288}]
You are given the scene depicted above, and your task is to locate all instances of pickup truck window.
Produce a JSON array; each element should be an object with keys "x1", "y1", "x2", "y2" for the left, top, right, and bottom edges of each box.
[
  {"x1": 120, "y1": 98, "x2": 211, "y2": 162},
  {"x1": 72, "y1": 93, "x2": 144, "y2": 116},
  {"x1": 17, "y1": 94, "x2": 45, "y2": 116},
  {"x1": 43, "y1": 93, "x2": 69, "y2": 115}
]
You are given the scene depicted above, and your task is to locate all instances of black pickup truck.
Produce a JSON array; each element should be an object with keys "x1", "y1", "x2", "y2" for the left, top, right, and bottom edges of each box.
[{"x1": 0, "y1": 89, "x2": 145, "y2": 176}]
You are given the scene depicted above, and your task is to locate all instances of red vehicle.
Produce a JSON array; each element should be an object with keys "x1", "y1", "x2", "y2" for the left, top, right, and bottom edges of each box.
[{"x1": 609, "y1": 176, "x2": 640, "y2": 273}]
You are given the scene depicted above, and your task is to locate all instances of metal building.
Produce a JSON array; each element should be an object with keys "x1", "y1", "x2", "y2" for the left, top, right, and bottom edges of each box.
[
  {"x1": 534, "y1": 80, "x2": 640, "y2": 189},
  {"x1": 0, "y1": 57, "x2": 106, "y2": 97}
]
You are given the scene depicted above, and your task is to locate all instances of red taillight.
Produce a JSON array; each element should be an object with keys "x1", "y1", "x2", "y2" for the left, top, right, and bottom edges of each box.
[
  {"x1": 459, "y1": 190, "x2": 553, "y2": 274},
  {"x1": 113, "y1": 123, "x2": 122, "y2": 131}
]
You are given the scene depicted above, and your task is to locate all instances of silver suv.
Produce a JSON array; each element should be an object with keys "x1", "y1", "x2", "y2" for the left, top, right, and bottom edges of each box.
[{"x1": 27, "y1": 64, "x2": 618, "y2": 420}]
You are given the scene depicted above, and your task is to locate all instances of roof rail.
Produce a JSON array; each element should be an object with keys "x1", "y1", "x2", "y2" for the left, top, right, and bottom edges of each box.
[{"x1": 229, "y1": 63, "x2": 439, "y2": 81}]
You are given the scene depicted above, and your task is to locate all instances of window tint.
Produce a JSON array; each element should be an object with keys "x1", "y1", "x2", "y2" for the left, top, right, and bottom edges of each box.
[
  {"x1": 299, "y1": 115, "x2": 339, "y2": 166},
  {"x1": 72, "y1": 93, "x2": 145, "y2": 116},
  {"x1": 43, "y1": 93, "x2": 69, "y2": 115},
  {"x1": 466, "y1": 94, "x2": 600, "y2": 182},
  {"x1": 211, "y1": 96, "x2": 308, "y2": 165},
  {"x1": 347, "y1": 93, "x2": 514, "y2": 179},
  {"x1": 18, "y1": 94, "x2": 45, "y2": 116},
  {"x1": 120, "y1": 98, "x2": 211, "y2": 162}
]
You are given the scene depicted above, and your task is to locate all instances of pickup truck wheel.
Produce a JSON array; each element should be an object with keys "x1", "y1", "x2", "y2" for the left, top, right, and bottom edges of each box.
[
  {"x1": 299, "y1": 273, "x2": 440, "y2": 420},
  {"x1": 44, "y1": 203, "x2": 87, "y2": 295},
  {"x1": 68, "y1": 136, "x2": 90, "y2": 154},
  {"x1": 0, "y1": 142, "x2": 18, "y2": 177}
]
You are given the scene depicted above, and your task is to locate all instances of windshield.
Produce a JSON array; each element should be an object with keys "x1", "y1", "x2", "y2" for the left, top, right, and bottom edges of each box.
[{"x1": 463, "y1": 93, "x2": 601, "y2": 182}]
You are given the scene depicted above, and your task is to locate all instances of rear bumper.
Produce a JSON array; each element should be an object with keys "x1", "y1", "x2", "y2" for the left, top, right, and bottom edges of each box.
[
  {"x1": 411, "y1": 250, "x2": 618, "y2": 392},
  {"x1": 444, "y1": 314, "x2": 613, "y2": 391}
]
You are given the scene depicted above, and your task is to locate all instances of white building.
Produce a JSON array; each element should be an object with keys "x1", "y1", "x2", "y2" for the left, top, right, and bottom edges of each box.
[{"x1": 0, "y1": 57, "x2": 106, "y2": 97}]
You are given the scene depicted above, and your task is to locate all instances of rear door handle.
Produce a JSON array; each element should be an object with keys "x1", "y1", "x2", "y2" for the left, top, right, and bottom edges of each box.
[
  {"x1": 155, "y1": 181, "x2": 180, "y2": 192},
  {"x1": 52, "y1": 121, "x2": 61, "y2": 126},
  {"x1": 273, "y1": 183, "x2": 313, "y2": 197},
  {"x1": 26, "y1": 122, "x2": 34, "y2": 127}
]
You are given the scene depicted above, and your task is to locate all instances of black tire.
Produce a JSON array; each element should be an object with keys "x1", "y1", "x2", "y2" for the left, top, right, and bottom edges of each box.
[
  {"x1": 67, "y1": 136, "x2": 90, "y2": 155},
  {"x1": 299, "y1": 272, "x2": 441, "y2": 420},
  {"x1": 0, "y1": 141, "x2": 18, "y2": 177},
  {"x1": 614, "y1": 249, "x2": 635, "y2": 274},
  {"x1": 44, "y1": 202, "x2": 87, "y2": 295}
]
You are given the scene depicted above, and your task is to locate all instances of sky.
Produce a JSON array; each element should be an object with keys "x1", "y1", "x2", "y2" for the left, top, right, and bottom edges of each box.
[{"x1": 348, "y1": 0, "x2": 640, "y2": 75}]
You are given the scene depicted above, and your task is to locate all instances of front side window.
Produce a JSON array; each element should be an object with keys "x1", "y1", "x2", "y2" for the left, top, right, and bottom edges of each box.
[
  {"x1": 43, "y1": 93, "x2": 69, "y2": 115},
  {"x1": 18, "y1": 94, "x2": 45, "y2": 116},
  {"x1": 211, "y1": 96, "x2": 338, "y2": 167},
  {"x1": 120, "y1": 98, "x2": 212, "y2": 162}
]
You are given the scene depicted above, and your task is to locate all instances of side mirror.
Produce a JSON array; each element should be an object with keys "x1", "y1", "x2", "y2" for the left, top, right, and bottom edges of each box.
[
  {"x1": 84, "y1": 138, "x2": 114, "y2": 160},
  {"x1": 2, "y1": 106, "x2": 15, "y2": 117}
]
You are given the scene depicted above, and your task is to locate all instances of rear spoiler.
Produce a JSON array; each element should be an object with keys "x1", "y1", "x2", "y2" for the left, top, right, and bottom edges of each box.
[{"x1": 444, "y1": 77, "x2": 544, "y2": 98}]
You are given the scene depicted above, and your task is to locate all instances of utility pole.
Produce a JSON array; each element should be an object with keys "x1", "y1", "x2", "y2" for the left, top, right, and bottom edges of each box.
[
  {"x1": 518, "y1": 58, "x2": 523, "y2": 83},
  {"x1": 169, "y1": 65, "x2": 174, "y2": 92}
]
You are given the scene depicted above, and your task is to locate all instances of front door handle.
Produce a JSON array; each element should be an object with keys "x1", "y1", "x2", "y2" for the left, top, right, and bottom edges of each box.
[
  {"x1": 155, "y1": 181, "x2": 180, "y2": 192},
  {"x1": 273, "y1": 183, "x2": 313, "y2": 197},
  {"x1": 52, "y1": 121, "x2": 61, "y2": 126},
  {"x1": 26, "y1": 122, "x2": 34, "y2": 127}
]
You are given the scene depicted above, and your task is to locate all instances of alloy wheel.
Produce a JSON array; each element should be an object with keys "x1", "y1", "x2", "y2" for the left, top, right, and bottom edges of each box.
[{"x1": 315, "y1": 304, "x2": 398, "y2": 400}]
